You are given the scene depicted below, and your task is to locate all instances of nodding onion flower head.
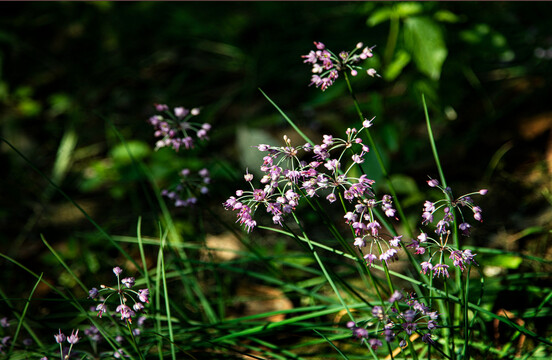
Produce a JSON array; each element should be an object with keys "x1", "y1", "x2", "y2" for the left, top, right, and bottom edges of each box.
[
  {"x1": 302, "y1": 41, "x2": 379, "y2": 91},
  {"x1": 408, "y1": 178, "x2": 487, "y2": 277},
  {"x1": 347, "y1": 291, "x2": 440, "y2": 349},
  {"x1": 224, "y1": 123, "x2": 390, "y2": 235},
  {"x1": 161, "y1": 167, "x2": 211, "y2": 208},
  {"x1": 148, "y1": 104, "x2": 210, "y2": 151},
  {"x1": 88, "y1": 267, "x2": 149, "y2": 324}
]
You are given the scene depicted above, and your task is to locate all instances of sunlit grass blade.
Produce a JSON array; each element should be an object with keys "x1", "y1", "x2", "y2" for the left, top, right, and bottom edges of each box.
[{"x1": 259, "y1": 88, "x2": 315, "y2": 146}]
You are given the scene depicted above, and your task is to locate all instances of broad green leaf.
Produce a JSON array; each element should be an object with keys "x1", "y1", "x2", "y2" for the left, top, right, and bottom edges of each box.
[
  {"x1": 434, "y1": 9, "x2": 460, "y2": 23},
  {"x1": 404, "y1": 16, "x2": 448, "y2": 80},
  {"x1": 383, "y1": 49, "x2": 411, "y2": 81},
  {"x1": 366, "y1": 7, "x2": 392, "y2": 27},
  {"x1": 395, "y1": 2, "x2": 423, "y2": 18}
]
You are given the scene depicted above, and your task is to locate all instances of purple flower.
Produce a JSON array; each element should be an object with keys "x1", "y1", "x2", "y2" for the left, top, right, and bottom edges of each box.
[
  {"x1": 302, "y1": 41, "x2": 378, "y2": 91},
  {"x1": 155, "y1": 103, "x2": 168, "y2": 112},
  {"x1": 67, "y1": 329, "x2": 80, "y2": 345},
  {"x1": 174, "y1": 107, "x2": 188, "y2": 118},
  {"x1": 427, "y1": 320, "x2": 439, "y2": 330},
  {"x1": 88, "y1": 287, "x2": 99, "y2": 299},
  {"x1": 352, "y1": 326, "x2": 369, "y2": 340},
  {"x1": 388, "y1": 290, "x2": 403, "y2": 303},
  {"x1": 389, "y1": 236, "x2": 402, "y2": 247},
  {"x1": 113, "y1": 267, "x2": 123, "y2": 277},
  {"x1": 354, "y1": 237, "x2": 365, "y2": 247},
  {"x1": 96, "y1": 303, "x2": 108, "y2": 318},
  {"x1": 0, "y1": 317, "x2": 9, "y2": 328},
  {"x1": 422, "y1": 333, "x2": 435, "y2": 344},
  {"x1": 54, "y1": 330, "x2": 65, "y2": 344},
  {"x1": 433, "y1": 264, "x2": 450, "y2": 278},
  {"x1": 420, "y1": 261, "x2": 433, "y2": 275},
  {"x1": 372, "y1": 306, "x2": 385, "y2": 319},
  {"x1": 116, "y1": 304, "x2": 136, "y2": 321},
  {"x1": 138, "y1": 289, "x2": 150, "y2": 303},
  {"x1": 121, "y1": 277, "x2": 135, "y2": 288},
  {"x1": 459, "y1": 222, "x2": 471, "y2": 236},
  {"x1": 427, "y1": 179, "x2": 439, "y2": 187},
  {"x1": 367, "y1": 338, "x2": 382, "y2": 350},
  {"x1": 364, "y1": 253, "x2": 377, "y2": 267},
  {"x1": 402, "y1": 322, "x2": 417, "y2": 335}
]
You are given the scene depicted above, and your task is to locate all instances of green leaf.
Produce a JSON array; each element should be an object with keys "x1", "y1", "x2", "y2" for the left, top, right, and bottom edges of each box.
[
  {"x1": 394, "y1": 2, "x2": 423, "y2": 18},
  {"x1": 383, "y1": 49, "x2": 411, "y2": 81},
  {"x1": 366, "y1": 7, "x2": 392, "y2": 27},
  {"x1": 434, "y1": 9, "x2": 460, "y2": 23},
  {"x1": 404, "y1": 16, "x2": 448, "y2": 80}
]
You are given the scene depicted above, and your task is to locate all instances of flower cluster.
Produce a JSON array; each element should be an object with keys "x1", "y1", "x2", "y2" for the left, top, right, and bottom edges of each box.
[
  {"x1": 148, "y1": 104, "x2": 211, "y2": 151},
  {"x1": 161, "y1": 167, "x2": 211, "y2": 207},
  {"x1": 0, "y1": 317, "x2": 35, "y2": 355},
  {"x1": 347, "y1": 290, "x2": 440, "y2": 349},
  {"x1": 225, "y1": 119, "x2": 381, "y2": 229},
  {"x1": 408, "y1": 179, "x2": 486, "y2": 277},
  {"x1": 224, "y1": 120, "x2": 401, "y2": 264},
  {"x1": 49, "y1": 329, "x2": 80, "y2": 360},
  {"x1": 423, "y1": 178, "x2": 486, "y2": 237},
  {"x1": 302, "y1": 41, "x2": 379, "y2": 91},
  {"x1": 88, "y1": 267, "x2": 149, "y2": 324}
]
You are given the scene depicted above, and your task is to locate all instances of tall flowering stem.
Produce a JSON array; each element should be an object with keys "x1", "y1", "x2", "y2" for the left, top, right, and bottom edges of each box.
[
  {"x1": 343, "y1": 71, "x2": 413, "y2": 240},
  {"x1": 422, "y1": 93, "x2": 461, "y2": 358},
  {"x1": 89, "y1": 267, "x2": 149, "y2": 360}
]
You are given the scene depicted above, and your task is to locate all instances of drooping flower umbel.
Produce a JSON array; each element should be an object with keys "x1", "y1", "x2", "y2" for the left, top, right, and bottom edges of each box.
[
  {"x1": 302, "y1": 41, "x2": 379, "y2": 91},
  {"x1": 224, "y1": 120, "x2": 401, "y2": 266},
  {"x1": 161, "y1": 167, "x2": 211, "y2": 208},
  {"x1": 408, "y1": 178, "x2": 487, "y2": 278},
  {"x1": 88, "y1": 267, "x2": 149, "y2": 324},
  {"x1": 347, "y1": 290, "x2": 440, "y2": 349},
  {"x1": 148, "y1": 104, "x2": 210, "y2": 151}
]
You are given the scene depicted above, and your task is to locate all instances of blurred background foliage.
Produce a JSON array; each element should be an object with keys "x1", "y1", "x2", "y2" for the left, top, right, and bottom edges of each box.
[{"x1": 0, "y1": 0, "x2": 551, "y2": 343}]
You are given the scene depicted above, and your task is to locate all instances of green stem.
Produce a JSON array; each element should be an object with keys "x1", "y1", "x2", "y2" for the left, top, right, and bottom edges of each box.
[
  {"x1": 422, "y1": 93, "x2": 465, "y2": 353},
  {"x1": 444, "y1": 281, "x2": 456, "y2": 359},
  {"x1": 463, "y1": 267, "x2": 471, "y2": 360},
  {"x1": 126, "y1": 320, "x2": 144, "y2": 360},
  {"x1": 343, "y1": 72, "x2": 413, "y2": 239},
  {"x1": 384, "y1": 8, "x2": 400, "y2": 67}
]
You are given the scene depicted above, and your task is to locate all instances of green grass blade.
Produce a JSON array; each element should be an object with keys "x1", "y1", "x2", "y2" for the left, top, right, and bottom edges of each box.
[
  {"x1": 41, "y1": 234, "x2": 88, "y2": 293},
  {"x1": 258, "y1": 88, "x2": 315, "y2": 146},
  {"x1": 7, "y1": 273, "x2": 43, "y2": 357},
  {"x1": 313, "y1": 329, "x2": 350, "y2": 360}
]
